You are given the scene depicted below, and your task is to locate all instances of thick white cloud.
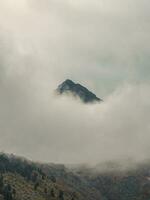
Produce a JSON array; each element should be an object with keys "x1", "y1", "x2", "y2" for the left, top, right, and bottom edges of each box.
[{"x1": 0, "y1": 0, "x2": 150, "y2": 165}]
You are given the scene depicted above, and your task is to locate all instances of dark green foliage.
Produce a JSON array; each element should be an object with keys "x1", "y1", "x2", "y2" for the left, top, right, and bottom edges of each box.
[
  {"x1": 2, "y1": 153, "x2": 150, "y2": 200},
  {"x1": 12, "y1": 189, "x2": 16, "y2": 198},
  {"x1": 0, "y1": 175, "x2": 4, "y2": 194},
  {"x1": 44, "y1": 187, "x2": 47, "y2": 194},
  {"x1": 3, "y1": 184, "x2": 12, "y2": 200},
  {"x1": 59, "y1": 190, "x2": 64, "y2": 200},
  {"x1": 42, "y1": 174, "x2": 46, "y2": 180},
  {"x1": 0, "y1": 155, "x2": 10, "y2": 173},
  {"x1": 71, "y1": 192, "x2": 76, "y2": 200},
  {"x1": 0, "y1": 174, "x2": 13, "y2": 200},
  {"x1": 32, "y1": 172, "x2": 38, "y2": 183},
  {"x1": 0, "y1": 154, "x2": 42, "y2": 182},
  {"x1": 50, "y1": 176, "x2": 56, "y2": 183},
  {"x1": 50, "y1": 188, "x2": 55, "y2": 197},
  {"x1": 34, "y1": 182, "x2": 40, "y2": 191}
]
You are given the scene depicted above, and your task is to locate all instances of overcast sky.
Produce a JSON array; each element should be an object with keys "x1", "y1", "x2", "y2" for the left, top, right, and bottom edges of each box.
[{"x1": 0, "y1": 0, "x2": 150, "y2": 165}]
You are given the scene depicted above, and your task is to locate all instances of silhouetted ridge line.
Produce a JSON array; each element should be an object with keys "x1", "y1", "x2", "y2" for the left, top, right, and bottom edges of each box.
[{"x1": 56, "y1": 79, "x2": 102, "y2": 103}]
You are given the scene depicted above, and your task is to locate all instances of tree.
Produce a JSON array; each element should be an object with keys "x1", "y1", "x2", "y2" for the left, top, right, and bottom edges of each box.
[
  {"x1": 44, "y1": 187, "x2": 47, "y2": 194},
  {"x1": 32, "y1": 172, "x2": 38, "y2": 183},
  {"x1": 59, "y1": 190, "x2": 64, "y2": 200},
  {"x1": 50, "y1": 176, "x2": 56, "y2": 183},
  {"x1": 34, "y1": 182, "x2": 39, "y2": 191},
  {"x1": 3, "y1": 184, "x2": 13, "y2": 200},
  {"x1": 12, "y1": 188, "x2": 16, "y2": 198},
  {"x1": 0, "y1": 175, "x2": 4, "y2": 194},
  {"x1": 50, "y1": 188, "x2": 55, "y2": 197},
  {"x1": 71, "y1": 192, "x2": 77, "y2": 200}
]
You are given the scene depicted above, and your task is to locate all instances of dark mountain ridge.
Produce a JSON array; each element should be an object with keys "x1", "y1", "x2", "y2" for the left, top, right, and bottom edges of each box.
[
  {"x1": 56, "y1": 79, "x2": 102, "y2": 103},
  {"x1": 0, "y1": 153, "x2": 150, "y2": 200}
]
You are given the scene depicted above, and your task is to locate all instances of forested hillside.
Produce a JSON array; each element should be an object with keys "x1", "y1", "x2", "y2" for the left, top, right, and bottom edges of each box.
[{"x1": 0, "y1": 153, "x2": 150, "y2": 200}]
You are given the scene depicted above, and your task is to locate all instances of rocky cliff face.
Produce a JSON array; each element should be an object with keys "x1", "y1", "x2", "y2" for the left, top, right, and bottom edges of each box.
[{"x1": 56, "y1": 79, "x2": 102, "y2": 103}]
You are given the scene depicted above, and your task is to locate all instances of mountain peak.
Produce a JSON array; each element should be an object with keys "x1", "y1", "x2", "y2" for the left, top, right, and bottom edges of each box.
[{"x1": 56, "y1": 79, "x2": 102, "y2": 103}]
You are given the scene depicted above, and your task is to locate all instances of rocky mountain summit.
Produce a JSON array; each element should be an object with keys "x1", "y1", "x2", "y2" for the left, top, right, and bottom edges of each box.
[{"x1": 56, "y1": 79, "x2": 102, "y2": 103}]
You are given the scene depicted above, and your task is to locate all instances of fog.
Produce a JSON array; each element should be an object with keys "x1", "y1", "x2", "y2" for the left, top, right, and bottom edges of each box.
[{"x1": 0, "y1": 0, "x2": 150, "y2": 165}]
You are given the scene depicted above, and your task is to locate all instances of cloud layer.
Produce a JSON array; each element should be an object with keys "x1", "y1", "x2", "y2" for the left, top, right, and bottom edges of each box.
[{"x1": 0, "y1": 0, "x2": 150, "y2": 164}]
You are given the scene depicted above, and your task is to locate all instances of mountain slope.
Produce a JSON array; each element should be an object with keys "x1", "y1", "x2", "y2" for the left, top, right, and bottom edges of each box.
[
  {"x1": 56, "y1": 79, "x2": 102, "y2": 103},
  {"x1": 0, "y1": 153, "x2": 150, "y2": 200},
  {"x1": 0, "y1": 153, "x2": 103, "y2": 200}
]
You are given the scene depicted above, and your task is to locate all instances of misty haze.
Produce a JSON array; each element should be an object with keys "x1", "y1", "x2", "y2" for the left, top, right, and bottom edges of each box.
[{"x1": 0, "y1": 0, "x2": 150, "y2": 200}]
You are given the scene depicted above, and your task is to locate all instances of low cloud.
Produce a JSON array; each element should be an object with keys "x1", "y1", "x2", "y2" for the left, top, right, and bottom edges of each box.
[
  {"x1": 0, "y1": 0, "x2": 150, "y2": 165},
  {"x1": 1, "y1": 74, "x2": 150, "y2": 165}
]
